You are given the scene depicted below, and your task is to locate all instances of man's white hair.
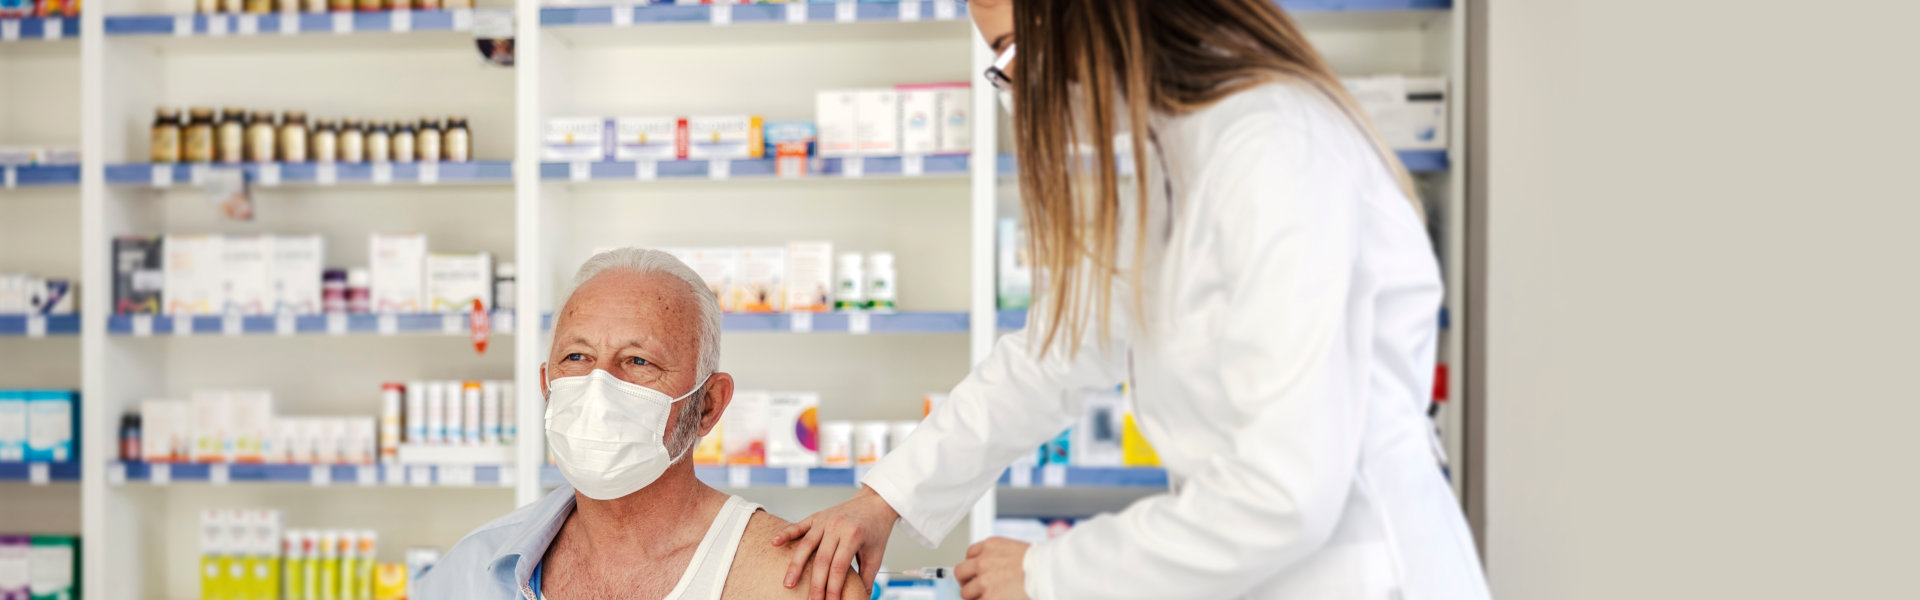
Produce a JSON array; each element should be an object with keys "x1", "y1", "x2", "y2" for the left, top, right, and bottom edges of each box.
[{"x1": 561, "y1": 247, "x2": 723, "y2": 380}]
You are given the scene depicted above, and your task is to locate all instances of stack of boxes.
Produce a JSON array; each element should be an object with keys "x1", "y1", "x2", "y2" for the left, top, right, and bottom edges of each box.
[
  {"x1": 0, "y1": 274, "x2": 76, "y2": 317},
  {"x1": 141, "y1": 391, "x2": 376, "y2": 468},
  {"x1": 0, "y1": 390, "x2": 77, "y2": 466},
  {"x1": 111, "y1": 234, "x2": 499, "y2": 317},
  {"x1": 658, "y1": 242, "x2": 837, "y2": 314},
  {"x1": 543, "y1": 116, "x2": 766, "y2": 162},
  {"x1": 816, "y1": 84, "x2": 972, "y2": 158},
  {"x1": 692, "y1": 391, "x2": 921, "y2": 471},
  {"x1": 197, "y1": 510, "x2": 398, "y2": 600}
]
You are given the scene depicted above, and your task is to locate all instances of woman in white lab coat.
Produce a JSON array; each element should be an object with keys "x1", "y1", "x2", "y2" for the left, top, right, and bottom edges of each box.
[{"x1": 773, "y1": 1, "x2": 1491, "y2": 598}]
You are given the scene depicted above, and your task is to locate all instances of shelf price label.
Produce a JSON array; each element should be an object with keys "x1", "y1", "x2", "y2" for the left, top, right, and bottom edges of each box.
[
  {"x1": 635, "y1": 160, "x2": 657, "y2": 181},
  {"x1": 708, "y1": 159, "x2": 730, "y2": 180},
  {"x1": 237, "y1": 14, "x2": 258, "y2": 36},
  {"x1": 497, "y1": 466, "x2": 516, "y2": 487},
  {"x1": 1041, "y1": 465, "x2": 1067, "y2": 488},
  {"x1": 843, "y1": 157, "x2": 865, "y2": 179},
  {"x1": 786, "y1": 2, "x2": 806, "y2": 23},
  {"x1": 357, "y1": 465, "x2": 378, "y2": 486},
  {"x1": 151, "y1": 463, "x2": 171, "y2": 486},
  {"x1": 902, "y1": 155, "x2": 925, "y2": 177},
  {"x1": 935, "y1": 0, "x2": 957, "y2": 20},
  {"x1": 836, "y1": 0, "x2": 857, "y2": 23},
  {"x1": 310, "y1": 465, "x2": 333, "y2": 486},
  {"x1": 326, "y1": 313, "x2": 348, "y2": 336},
  {"x1": 452, "y1": 9, "x2": 474, "y2": 32},
  {"x1": 409, "y1": 465, "x2": 432, "y2": 486},
  {"x1": 315, "y1": 163, "x2": 337, "y2": 185},
  {"x1": 132, "y1": 314, "x2": 154, "y2": 337},
  {"x1": 1, "y1": 19, "x2": 18, "y2": 41},
  {"x1": 786, "y1": 467, "x2": 809, "y2": 488},
  {"x1": 418, "y1": 162, "x2": 439, "y2": 184},
  {"x1": 174, "y1": 316, "x2": 196, "y2": 337},
  {"x1": 28, "y1": 463, "x2": 49, "y2": 485},
  {"x1": 372, "y1": 163, "x2": 394, "y2": 184},
  {"x1": 378, "y1": 314, "x2": 399, "y2": 335},
  {"x1": 332, "y1": 12, "x2": 353, "y2": 34},
  {"x1": 612, "y1": 3, "x2": 634, "y2": 27},
  {"x1": 790, "y1": 312, "x2": 813, "y2": 333},
  {"x1": 208, "y1": 14, "x2": 229, "y2": 36},
  {"x1": 385, "y1": 465, "x2": 407, "y2": 486},
  {"x1": 710, "y1": 3, "x2": 731, "y2": 26},
  {"x1": 901, "y1": 1, "x2": 921, "y2": 22},
  {"x1": 173, "y1": 15, "x2": 194, "y2": 37},
  {"x1": 441, "y1": 465, "x2": 476, "y2": 487},
  {"x1": 209, "y1": 463, "x2": 230, "y2": 486},
  {"x1": 151, "y1": 164, "x2": 174, "y2": 187},
  {"x1": 727, "y1": 466, "x2": 751, "y2": 488},
  {"x1": 391, "y1": 9, "x2": 412, "y2": 33},
  {"x1": 257, "y1": 163, "x2": 280, "y2": 186},
  {"x1": 222, "y1": 314, "x2": 243, "y2": 336},
  {"x1": 442, "y1": 313, "x2": 464, "y2": 335},
  {"x1": 3, "y1": 166, "x2": 14, "y2": 189},
  {"x1": 848, "y1": 312, "x2": 871, "y2": 335},
  {"x1": 107, "y1": 463, "x2": 126, "y2": 485},
  {"x1": 569, "y1": 161, "x2": 590, "y2": 182},
  {"x1": 279, "y1": 13, "x2": 299, "y2": 35},
  {"x1": 25, "y1": 316, "x2": 45, "y2": 338},
  {"x1": 275, "y1": 313, "x2": 297, "y2": 336},
  {"x1": 43, "y1": 18, "x2": 62, "y2": 40},
  {"x1": 1008, "y1": 467, "x2": 1032, "y2": 488},
  {"x1": 494, "y1": 310, "x2": 515, "y2": 332}
]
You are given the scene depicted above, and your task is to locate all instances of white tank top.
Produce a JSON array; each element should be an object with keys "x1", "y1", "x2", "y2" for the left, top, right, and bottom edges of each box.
[{"x1": 538, "y1": 495, "x2": 763, "y2": 600}]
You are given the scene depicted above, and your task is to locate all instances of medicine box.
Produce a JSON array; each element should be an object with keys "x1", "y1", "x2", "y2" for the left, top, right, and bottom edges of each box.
[
  {"x1": 854, "y1": 91, "x2": 902, "y2": 156},
  {"x1": 764, "y1": 121, "x2": 817, "y2": 177},
  {"x1": 0, "y1": 391, "x2": 24, "y2": 462},
  {"x1": 0, "y1": 275, "x2": 26, "y2": 314},
  {"x1": 684, "y1": 116, "x2": 765, "y2": 160},
  {"x1": 542, "y1": 117, "x2": 611, "y2": 162},
  {"x1": 815, "y1": 91, "x2": 859, "y2": 157},
  {"x1": 35, "y1": 280, "x2": 74, "y2": 316},
  {"x1": 721, "y1": 390, "x2": 769, "y2": 466},
  {"x1": 113, "y1": 236, "x2": 164, "y2": 315},
  {"x1": 220, "y1": 235, "x2": 271, "y2": 316},
  {"x1": 0, "y1": 536, "x2": 28, "y2": 600},
  {"x1": 785, "y1": 242, "x2": 834, "y2": 313},
  {"x1": 23, "y1": 391, "x2": 74, "y2": 464},
  {"x1": 665, "y1": 248, "x2": 738, "y2": 312},
  {"x1": 229, "y1": 390, "x2": 273, "y2": 464},
  {"x1": 369, "y1": 234, "x2": 428, "y2": 314},
  {"x1": 1344, "y1": 75, "x2": 1448, "y2": 151},
  {"x1": 163, "y1": 234, "x2": 226, "y2": 316},
  {"x1": 27, "y1": 536, "x2": 77, "y2": 600},
  {"x1": 1070, "y1": 387, "x2": 1125, "y2": 467},
  {"x1": 315, "y1": 419, "x2": 347, "y2": 465},
  {"x1": 190, "y1": 391, "x2": 232, "y2": 463},
  {"x1": 936, "y1": 86, "x2": 974, "y2": 154},
  {"x1": 141, "y1": 400, "x2": 186, "y2": 463},
  {"x1": 733, "y1": 247, "x2": 788, "y2": 313},
  {"x1": 345, "y1": 418, "x2": 376, "y2": 465},
  {"x1": 897, "y1": 88, "x2": 941, "y2": 155},
  {"x1": 765, "y1": 392, "x2": 820, "y2": 468},
  {"x1": 269, "y1": 235, "x2": 325, "y2": 315},
  {"x1": 426, "y1": 252, "x2": 494, "y2": 313},
  {"x1": 612, "y1": 117, "x2": 681, "y2": 161}
]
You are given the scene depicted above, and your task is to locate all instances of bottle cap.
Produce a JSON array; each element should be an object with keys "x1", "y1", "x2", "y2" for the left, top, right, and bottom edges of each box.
[
  {"x1": 838, "y1": 253, "x2": 863, "y2": 267},
  {"x1": 497, "y1": 262, "x2": 515, "y2": 278},
  {"x1": 869, "y1": 252, "x2": 895, "y2": 266}
]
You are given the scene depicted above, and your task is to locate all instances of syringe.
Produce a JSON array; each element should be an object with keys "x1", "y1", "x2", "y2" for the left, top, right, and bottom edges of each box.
[{"x1": 881, "y1": 567, "x2": 952, "y2": 580}]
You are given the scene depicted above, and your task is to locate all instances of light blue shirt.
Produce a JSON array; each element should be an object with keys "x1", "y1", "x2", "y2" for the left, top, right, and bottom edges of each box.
[{"x1": 414, "y1": 485, "x2": 578, "y2": 600}]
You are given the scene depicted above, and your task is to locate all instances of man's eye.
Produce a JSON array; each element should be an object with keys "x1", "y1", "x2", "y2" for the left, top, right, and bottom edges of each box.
[
  {"x1": 628, "y1": 357, "x2": 650, "y2": 367},
  {"x1": 565, "y1": 353, "x2": 587, "y2": 362}
]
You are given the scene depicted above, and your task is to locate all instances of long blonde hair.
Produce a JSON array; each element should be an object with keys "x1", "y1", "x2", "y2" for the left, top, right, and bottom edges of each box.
[{"x1": 1013, "y1": 0, "x2": 1420, "y2": 358}]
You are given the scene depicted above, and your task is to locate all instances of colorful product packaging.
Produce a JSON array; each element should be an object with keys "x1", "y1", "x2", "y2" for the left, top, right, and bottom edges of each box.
[
  {"x1": 819, "y1": 421, "x2": 852, "y2": 468},
  {"x1": 732, "y1": 247, "x2": 787, "y2": 313},
  {"x1": 112, "y1": 236, "x2": 164, "y2": 315},
  {"x1": 426, "y1": 252, "x2": 494, "y2": 312},
  {"x1": 221, "y1": 235, "x2": 272, "y2": 316},
  {"x1": 784, "y1": 242, "x2": 834, "y2": 313},
  {"x1": 269, "y1": 235, "x2": 325, "y2": 315},
  {"x1": 764, "y1": 121, "x2": 817, "y2": 177},
  {"x1": 23, "y1": 390, "x2": 74, "y2": 463},
  {"x1": 666, "y1": 247, "x2": 739, "y2": 312},
  {"x1": 190, "y1": 391, "x2": 232, "y2": 463},
  {"x1": 0, "y1": 536, "x2": 28, "y2": 600},
  {"x1": 229, "y1": 390, "x2": 273, "y2": 464},
  {"x1": 1121, "y1": 412, "x2": 1161, "y2": 467},
  {"x1": 0, "y1": 391, "x2": 25, "y2": 462},
  {"x1": 27, "y1": 536, "x2": 76, "y2": 600},
  {"x1": 765, "y1": 392, "x2": 820, "y2": 467},
  {"x1": 684, "y1": 116, "x2": 765, "y2": 160},
  {"x1": 542, "y1": 117, "x2": 611, "y2": 162},
  {"x1": 368, "y1": 234, "x2": 428, "y2": 314},
  {"x1": 163, "y1": 234, "x2": 226, "y2": 315},
  {"x1": 721, "y1": 391, "x2": 769, "y2": 466},
  {"x1": 612, "y1": 117, "x2": 680, "y2": 161}
]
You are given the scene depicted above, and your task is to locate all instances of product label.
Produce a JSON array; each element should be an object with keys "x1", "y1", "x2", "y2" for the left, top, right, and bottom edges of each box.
[{"x1": 25, "y1": 399, "x2": 70, "y2": 462}]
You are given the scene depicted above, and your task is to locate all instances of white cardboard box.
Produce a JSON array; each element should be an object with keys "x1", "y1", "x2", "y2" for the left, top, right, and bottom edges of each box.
[
  {"x1": 666, "y1": 247, "x2": 738, "y2": 312},
  {"x1": 269, "y1": 235, "x2": 325, "y2": 315},
  {"x1": 612, "y1": 117, "x2": 681, "y2": 161},
  {"x1": 721, "y1": 390, "x2": 770, "y2": 466},
  {"x1": 936, "y1": 86, "x2": 974, "y2": 154},
  {"x1": 369, "y1": 234, "x2": 428, "y2": 314},
  {"x1": 190, "y1": 390, "x2": 233, "y2": 463},
  {"x1": 785, "y1": 242, "x2": 834, "y2": 313},
  {"x1": 229, "y1": 390, "x2": 274, "y2": 463},
  {"x1": 684, "y1": 116, "x2": 763, "y2": 160},
  {"x1": 853, "y1": 90, "x2": 902, "y2": 156},
  {"x1": 815, "y1": 90, "x2": 859, "y2": 157},
  {"x1": 898, "y1": 89, "x2": 941, "y2": 155},
  {"x1": 163, "y1": 234, "x2": 226, "y2": 315},
  {"x1": 733, "y1": 248, "x2": 788, "y2": 313},
  {"x1": 542, "y1": 117, "x2": 610, "y2": 162},
  {"x1": 427, "y1": 252, "x2": 493, "y2": 313},
  {"x1": 221, "y1": 235, "x2": 272, "y2": 315}
]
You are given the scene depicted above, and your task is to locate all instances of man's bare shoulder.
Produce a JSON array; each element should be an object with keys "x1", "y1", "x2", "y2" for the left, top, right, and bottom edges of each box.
[{"x1": 722, "y1": 510, "x2": 869, "y2": 600}]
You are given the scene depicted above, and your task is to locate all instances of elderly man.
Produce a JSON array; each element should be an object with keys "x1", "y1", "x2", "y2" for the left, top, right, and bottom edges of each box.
[{"x1": 419, "y1": 248, "x2": 867, "y2": 600}]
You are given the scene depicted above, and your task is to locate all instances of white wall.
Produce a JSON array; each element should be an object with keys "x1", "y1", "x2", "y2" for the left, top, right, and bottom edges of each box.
[{"x1": 1476, "y1": 0, "x2": 1920, "y2": 597}]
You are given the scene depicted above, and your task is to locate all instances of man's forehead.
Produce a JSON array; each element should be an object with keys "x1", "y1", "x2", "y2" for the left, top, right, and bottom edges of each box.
[{"x1": 550, "y1": 270, "x2": 697, "y2": 347}]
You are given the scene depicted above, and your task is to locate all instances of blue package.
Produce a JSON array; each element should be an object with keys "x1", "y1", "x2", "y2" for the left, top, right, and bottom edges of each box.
[
  {"x1": 1041, "y1": 428, "x2": 1071, "y2": 465},
  {"x1": 764, "y1": 121, "x2": 818, "y2": 157},
  {"x1": 0, "y1": 389, "x2": 24, "y2": 462},
  {"x1": 22, "y1": 390, "x2": 75, "y2": 463}
]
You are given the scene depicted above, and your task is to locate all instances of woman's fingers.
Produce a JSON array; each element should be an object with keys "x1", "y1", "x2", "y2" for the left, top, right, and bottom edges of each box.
[
  {"x1": 785, "y1": 526, "x2": 824, "y2": 588},
  {"x1": 809, "y1": 535, "x2": 838, "y2": 600},
  {"x1": 773, "y1": 517, "x2": 812, "y2": 547},
  {"x1": 857, "y1": 545, "x2": 882, "y2": 590},
  {"x1": 825, "y1": 536, "x2": 858, "y2": 600}
]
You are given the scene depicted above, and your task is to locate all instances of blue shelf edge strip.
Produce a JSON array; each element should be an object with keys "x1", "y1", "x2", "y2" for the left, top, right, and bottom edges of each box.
[
  {"x1": 104, "y1": 10, "x2": 466, "y2": 37},
  {"x1": 534, "y1": 311, "x2": 969, "y2": 334},
  {"x1": 2, "y1": 165, "x2": 81, "y2": 187},
  {"x1": 106, "y1": 311, "x2": 515, "y2": 336},
  {"x1": 541, "y1": 1, "x2": 970, "y2": 28},
  {"x1": 112, "y1": 461, "x2": 510, "y2": 486},
  {"x1": 0, "y1": 462, "x2": 81, "y2": 482},
  {"x1": 105, "y1": 161, "x2": 512, "y2": 186},
  {"x1": 540, "y1": 155, "x2": 971, "y2": 181},
  {"x1": 0, "y1": 314, "x2": 82, "y2": 336},
  {"x1": 537, "y1": 465, "x2": 1168, "y2": 488},
  {"x1": 0, "y1": 16, "x2": 80, "y2": 41}
]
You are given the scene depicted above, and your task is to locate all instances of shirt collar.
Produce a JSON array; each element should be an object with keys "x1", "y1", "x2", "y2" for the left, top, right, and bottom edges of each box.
[{"x1": 486, "y1": 485, "x2": 578, "y2": 591}]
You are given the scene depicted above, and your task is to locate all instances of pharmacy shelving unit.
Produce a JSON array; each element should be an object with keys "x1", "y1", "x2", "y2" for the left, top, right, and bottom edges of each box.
[
  {"x1": 21, "y1": 0, "x2": 1474, "y2": 596},
  {"x1": 1, "y1": 1, "x2": 84, "y2": 551}
]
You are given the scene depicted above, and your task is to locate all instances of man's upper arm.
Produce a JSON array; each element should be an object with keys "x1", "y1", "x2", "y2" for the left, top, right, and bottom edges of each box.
[{"x1": 730, "y1": 511, "x2": 870, "y2": 599}]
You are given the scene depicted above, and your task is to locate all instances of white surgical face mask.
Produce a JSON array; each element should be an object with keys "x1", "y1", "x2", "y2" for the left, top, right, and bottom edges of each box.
[{"x1": 544, "y1": 368, "x2": 709, "y2": 501}]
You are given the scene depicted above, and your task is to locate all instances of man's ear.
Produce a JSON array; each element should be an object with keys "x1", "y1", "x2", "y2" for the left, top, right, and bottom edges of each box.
[
  {"x1": 699, "y1": 372, "x2": 735, "y2": 436},
  {"x1": 538, "y1": 362, "x2": 549, "y2": 400}
]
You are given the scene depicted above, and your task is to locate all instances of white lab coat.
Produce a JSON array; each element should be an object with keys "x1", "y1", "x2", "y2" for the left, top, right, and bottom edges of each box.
[{"x1": 863, "y1": 82, "x2": 1491, "y2": 599}]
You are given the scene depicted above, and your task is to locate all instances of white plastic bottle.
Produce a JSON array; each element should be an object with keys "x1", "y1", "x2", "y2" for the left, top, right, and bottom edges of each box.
[
  {"x1": 834, "y1": 253, "x2": 865, "y2": 311},
  {"x1": 866, "y1": 252, "x2": 897, "y2": 312}
]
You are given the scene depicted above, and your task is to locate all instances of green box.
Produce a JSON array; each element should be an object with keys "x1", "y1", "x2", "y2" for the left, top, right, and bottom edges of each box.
[{"x1": 27, "y1": 536, "x2": 78, "y2": 600}]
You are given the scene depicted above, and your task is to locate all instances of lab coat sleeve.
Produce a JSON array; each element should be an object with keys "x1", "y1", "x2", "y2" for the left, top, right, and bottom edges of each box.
[
  {"x1": 1023, "y1": 115, "x2": 1372, "y2": 599},
  {"x1": 863, "y1": 324, "x2": 1128, "y2": 547}
]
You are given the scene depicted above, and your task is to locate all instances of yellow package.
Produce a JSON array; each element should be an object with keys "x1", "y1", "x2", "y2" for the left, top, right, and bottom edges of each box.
[
  {"x1": 693, "y1": 421, "x2": 725, "y2": 465},
  {"x1": 201, "y1": 554, "x2": 226, "y2": 600},
  {"x1": 371, "y1": 563, "x2": 409, "y2": 600},
  {"x1": 1120, "y1": 413, "x2": 1161, "y2": 467}
]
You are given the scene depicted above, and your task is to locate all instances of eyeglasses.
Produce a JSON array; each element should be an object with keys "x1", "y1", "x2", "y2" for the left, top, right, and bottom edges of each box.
[{"x1": 983, "y1": 43, "x2": 1016, "y2": 91}]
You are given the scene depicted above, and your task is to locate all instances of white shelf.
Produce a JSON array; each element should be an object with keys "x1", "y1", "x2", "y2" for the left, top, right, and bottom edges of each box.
[
  {"x1": 106, "y1": 311, "x2": 516, "y2": 337},
  {"x1": 103, "y1": 9, "x2": 483, "y2": 38},
  {"x1": 105, "y1": 161, "x2": 512, "y2": 187},
  {"x1": 108, "y1": 461, "x2": 514, "y2": 488}
]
